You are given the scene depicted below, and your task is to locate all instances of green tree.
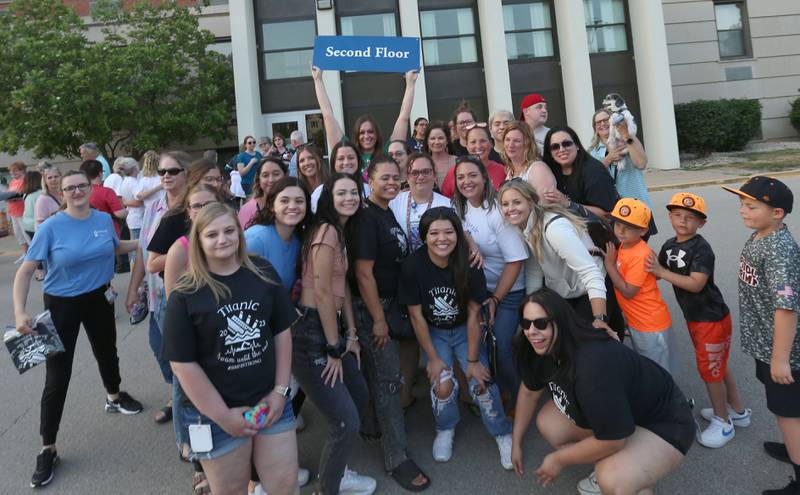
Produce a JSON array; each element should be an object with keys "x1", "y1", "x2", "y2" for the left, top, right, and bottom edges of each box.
[{"x1": 0, "y1": 0, "x2": 234, "y2": 161}]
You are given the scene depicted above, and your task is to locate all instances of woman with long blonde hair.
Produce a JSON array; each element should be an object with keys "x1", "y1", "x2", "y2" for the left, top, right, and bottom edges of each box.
[
  {"x1": 498, "y1": 180, "x2": 624, "y2": 340},
  {"x1": 163, "y1": 202, "x2": 299, "y2": 495},
  {"x1": 500, "y1": 121, "x2": 558, "y2": 198}
]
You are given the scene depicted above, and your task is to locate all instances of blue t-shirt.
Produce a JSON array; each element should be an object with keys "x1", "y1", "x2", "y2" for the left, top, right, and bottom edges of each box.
[
  {"x1": 589, "y1": 143, "x2": 652, "y2": 209},
  {"x1": 26, "y1": 210, "x2": 119, "y2": 297},
  {"x1": 236, "y1": 151, "x2": 263, "y2": 186},
  {"x1": 244, "y1": 224, "x2": 299, "y2": 293}
]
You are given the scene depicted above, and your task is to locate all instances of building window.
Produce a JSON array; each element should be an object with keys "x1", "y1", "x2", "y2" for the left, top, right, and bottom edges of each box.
[
  {"x1": 261, "y1": 19, "x2": 316, "y2": 80},
  {"x1": 420, "y1": 8, "x2": 478, "y2": 66},
  {"x1": 584, "y1": 0, "x2": 628, "y2": 53},
  {"x1": 714, "y1": 1, "x2": 750, "y2": 58},
  {"x1": 208, "y1": 38, "x2": 232, "y2": 59},
  {"x1": 503, "y1": 2, "x2": 554, "y2": 60},
  {"x1": 341, "y1": 12, "x2": 397, "y2": 36}
]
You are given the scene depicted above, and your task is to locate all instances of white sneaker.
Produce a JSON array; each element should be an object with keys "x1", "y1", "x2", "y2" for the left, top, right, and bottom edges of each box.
[
  {"x1": 298, "y1": 467, "x2": 310, "y2": 487},
  {"x1": 700, "y1": 405, "x2": 751, "y2": 427},
  {"x1": 432, "y1": 429, "x2": 455, "y2": 462},
  {"x1": 577, "y1": 471, "x2": 601, "y2": 495},
  {"x1": 698, "y1": 414, "x2": 735, "y2": 448},
  {"x1": 495, "y1": 434, "x2": 513, "y2": 470},
  {"x1": 295, "y1": 413, "x2": 306, "y2": 432},
  {"x1": 339, "y1": 466, "x2": 377, "y2": 495}
]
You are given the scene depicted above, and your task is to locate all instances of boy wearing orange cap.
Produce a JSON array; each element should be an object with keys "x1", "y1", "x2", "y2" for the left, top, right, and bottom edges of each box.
[
  {"x1": 604, "y1": 198, "x2": 677, "y2": 375},
  {"x1": 723, "y1": 176, "x2": 800, "y2": 495},
  {"x1": 646, "y1": 192, "x2": 749, "y2": 449}
]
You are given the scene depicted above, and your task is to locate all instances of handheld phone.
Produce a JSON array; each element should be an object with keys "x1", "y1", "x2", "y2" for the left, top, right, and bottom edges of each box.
[{"x1": 244, "y1": 403, "x2": 270, "y2": 428}]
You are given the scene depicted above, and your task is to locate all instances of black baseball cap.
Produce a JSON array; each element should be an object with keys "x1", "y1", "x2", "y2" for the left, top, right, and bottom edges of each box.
[{"x1": 722, "y1": 176, "x2": 793, "y2": 214}]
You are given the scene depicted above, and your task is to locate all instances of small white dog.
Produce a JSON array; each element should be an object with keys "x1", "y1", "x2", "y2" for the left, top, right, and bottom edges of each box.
[{"x1": 601, "y1": 93, "x2": 637, "y2": 171}]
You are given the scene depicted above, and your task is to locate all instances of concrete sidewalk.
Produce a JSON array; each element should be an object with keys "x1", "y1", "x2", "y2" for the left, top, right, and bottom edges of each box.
[{"x1": 646, "y1": 165, "x2": 800, "y2": 191}]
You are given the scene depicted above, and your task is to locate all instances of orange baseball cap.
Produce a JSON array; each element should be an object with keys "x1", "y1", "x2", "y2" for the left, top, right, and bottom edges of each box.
[
  {"x1": 611, "y1": 198, "x2": 651, "y2": 229},
  {"x1": 666, "y1": 192, "x2": 707, "y2": 219}
]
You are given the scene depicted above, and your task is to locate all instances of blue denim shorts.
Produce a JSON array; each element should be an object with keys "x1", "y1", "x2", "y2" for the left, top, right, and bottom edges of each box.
[{"x1": 178, "y1": 399, "x2": 295, "y2": 461}]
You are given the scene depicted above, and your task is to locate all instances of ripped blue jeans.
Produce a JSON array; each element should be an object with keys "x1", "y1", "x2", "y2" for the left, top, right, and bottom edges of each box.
[{"x1": 427, "y1": 324, "x2": 512, "y2": 438}]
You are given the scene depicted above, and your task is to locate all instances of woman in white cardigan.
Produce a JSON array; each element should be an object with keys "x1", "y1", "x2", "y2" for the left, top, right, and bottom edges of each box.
[{"x1": 498, "y1": 180, "x2": 623, "y2": 340}]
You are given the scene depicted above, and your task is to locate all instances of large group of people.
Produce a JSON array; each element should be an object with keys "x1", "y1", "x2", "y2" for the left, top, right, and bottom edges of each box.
[{"x1": 7, "y1": 66, "x2": 800, "y2": 495}]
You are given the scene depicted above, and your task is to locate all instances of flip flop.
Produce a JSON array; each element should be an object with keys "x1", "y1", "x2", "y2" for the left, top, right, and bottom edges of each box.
[
  {"x1": 390, "y1": 459, "x2": 431, "y2": 492},
  {"x1": 154, "y1": 405, "x2": 172, "y2": 424}
]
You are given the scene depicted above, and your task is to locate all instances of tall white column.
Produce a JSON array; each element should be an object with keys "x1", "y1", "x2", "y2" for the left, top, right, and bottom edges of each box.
[
  {"x1": 316, "y1": 6, "x2": 345, "y2": 128},
  {"x1": 229, "y1": 0, "x2": 266, "y2": 142},
  {"x1": 477, "y1": 0, "x2": 513, "y2": 114},
  {"x1": 553, "y1": 0, "x2": 595, "y2": 143},
  {"x1": 399, "y1": 0, "x2": 429, "y2": 127},
  {"x1": 628, "y1": 1, "x2": 680, "y2": 170}
]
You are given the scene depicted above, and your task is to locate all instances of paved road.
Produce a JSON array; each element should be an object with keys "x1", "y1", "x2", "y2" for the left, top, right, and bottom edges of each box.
[{"x1": 1, "y1": 178, "x2": 798, "y2": 494}]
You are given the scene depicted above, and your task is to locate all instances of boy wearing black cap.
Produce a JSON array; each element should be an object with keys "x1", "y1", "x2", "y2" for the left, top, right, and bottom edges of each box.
[
  {"x1": 646, "y1": 192, "x2": 749, "y2": 449},
  {"x1": 724, "y1": 176, "x2": 800, "y2": 495}
]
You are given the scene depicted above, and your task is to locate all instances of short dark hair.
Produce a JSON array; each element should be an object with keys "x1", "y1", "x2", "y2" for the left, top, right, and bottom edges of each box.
[
  {"x1": 414, "y1": 117, "x2": 429, "y2": 127},
  {"x1": 79, "y1": 159, "x2": 103, "y2": 180},
  {"x1": 22, "y1": 170, "x2": 42, "y2": 194}
]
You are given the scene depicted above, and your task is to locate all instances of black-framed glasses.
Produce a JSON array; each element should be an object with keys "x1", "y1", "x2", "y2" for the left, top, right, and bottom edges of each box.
[
  {"x1": 189, "y1": 200, "x2": 217, "y2": 211},
  {"x1": 549, "y1": 140, "x2": 575, "y2": 152},
  {"x1": 520, "y1": 317, "x2": 552, "y2": 331},
  {"x1": 456, "y1": 119, "x2": 475, "y2": 127},
  {"x1": 158, "y1": 168, "x2": 184, "y2": 176},
  {"x1": 408, "y1": 168, "x2": 433, "y2": 178},
  {"x1": 62, "y1": 183, "x2": 90, "y2": 193}
]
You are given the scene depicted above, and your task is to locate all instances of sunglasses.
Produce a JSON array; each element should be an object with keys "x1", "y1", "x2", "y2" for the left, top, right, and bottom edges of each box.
[
  {"x1": 520, "y1": 317, "x2": 552, "y2": 331},
  {"x1": 62, "y1": 183, "x2": 90, "y2": 193},
  {"x1": 158, "y1": 168, "x2": 184, "y2": 176},
  {"x1": 549, "y1": 140, "x2": 575, "y2": 152},
  {"x1": 246, "y1": 140, "x2": 256, "y2": 145}
]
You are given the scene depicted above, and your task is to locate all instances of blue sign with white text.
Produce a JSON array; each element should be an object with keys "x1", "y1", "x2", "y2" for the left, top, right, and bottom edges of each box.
[{"x1": 313, "y1": 36, "x2": 420, "y2": 73}]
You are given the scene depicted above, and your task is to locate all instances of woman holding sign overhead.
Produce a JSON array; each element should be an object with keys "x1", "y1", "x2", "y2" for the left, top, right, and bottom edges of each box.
[{"x1": 312, "y1": 66, "x2": 419, "y2": 172}]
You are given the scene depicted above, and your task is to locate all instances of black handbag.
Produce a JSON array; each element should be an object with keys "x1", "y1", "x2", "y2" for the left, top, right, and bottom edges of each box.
[{"x1": 383, "y1": 298, "x2": 416, "y2": 341}]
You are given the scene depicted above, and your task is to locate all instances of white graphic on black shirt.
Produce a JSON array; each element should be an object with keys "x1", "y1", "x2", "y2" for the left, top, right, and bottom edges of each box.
[
  {"x1": 390, "y1": 226, "x2": 408, "y2": 259},
  {"x1": 216, "y1": 300, "x2": 266, "y2": 370},
  {"x1": 665, "y1": 248, "x2": 687, "y2": 269},
  {"x1": 548, "y1": 381, "x2": 574, "y2": 423},
  {"x1": 428, "y1": 286, "x2": 458, "y2": 326}
]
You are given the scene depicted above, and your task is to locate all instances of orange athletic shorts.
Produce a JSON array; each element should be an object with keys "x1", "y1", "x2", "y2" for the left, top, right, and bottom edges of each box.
[{"x1": 686, "y1": 314, "x2": 732, "y2": 383}]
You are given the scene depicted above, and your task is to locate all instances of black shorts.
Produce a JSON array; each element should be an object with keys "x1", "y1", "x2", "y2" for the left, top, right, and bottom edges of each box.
[
  {"x1": 755, "y1": 359, "x2": 800, "y2": 417},
  {"x1": 641, "y1": 386, "x2": 695, "y2": 456}
]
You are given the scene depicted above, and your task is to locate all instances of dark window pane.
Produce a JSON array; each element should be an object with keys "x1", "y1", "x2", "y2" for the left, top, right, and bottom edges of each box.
[
  {"x1": 718, "y1": 30, "x2": 746, "y2": 57},
  {"x1": 341, "y1": 13, "x2": 397, "y2": 36},
  {"x1": 262, "y1": 20, "x2": 316, "y2": 51},
  {"x1": 264, "y1": 49, "x2": 313, "y2": 80},
  {"x1": 420, "y1": 8, "x2": 475, "y2": 37},
  {"x1": 506, "y1": 31, "x2": 554, "y2": 59},
  {"x1": 423, "y1": 37, "x2": 478, "y2": 66}
]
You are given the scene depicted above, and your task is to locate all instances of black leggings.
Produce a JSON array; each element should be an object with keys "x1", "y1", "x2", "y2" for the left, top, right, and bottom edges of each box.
[{"x1": 41, "y1": 285, "x2": 121, "y2": 445}]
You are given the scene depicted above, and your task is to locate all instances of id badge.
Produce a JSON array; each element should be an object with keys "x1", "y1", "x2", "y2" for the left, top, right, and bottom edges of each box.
[
  {"x1": 104, "y1": 286, "x2": 118, "y2": 304},
  {"x1": 188, "y1": 424, "x2": 213, "y2": 453}
]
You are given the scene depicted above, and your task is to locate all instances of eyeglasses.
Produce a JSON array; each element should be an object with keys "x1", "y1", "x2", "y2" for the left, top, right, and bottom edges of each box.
[
  {"x1": 520, "y1": 317, "x2": 552, "y2": 331},
  {"x1": 456, "y1": 119, "x2": 475, "y2": 127},
  {"x1": 203, "y1": 175, "x2": 225, "y2": 183},
  {"x1": 465, "y1": 122, "x2": 488, "y2": 131},
  {"x1": 158, "y1": 168, "x2": 184, "y2": 176},
  {"x1": 549, "y1": 140, "x2": 575, "y2": 152},
  {"x1": 62, "y1": 183, "x2": 90, "y2": 193},
  {"x1": 246, "y1": 140, "x2": 256, "y2": 145},
  {"x1": 594, "y1": 120, "x2": 609, "y2": 127},
  {"x1": 409, "y1": 169, "x2": 433, "y2": 178},
  {"x1": 189, "y1": 200, "x2": 216, "y2": 211}
]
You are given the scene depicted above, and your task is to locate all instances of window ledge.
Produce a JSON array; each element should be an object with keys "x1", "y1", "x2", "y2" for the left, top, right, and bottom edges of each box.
[{"x1": 719, "y1": 56, "x2": 756, "y2": 63}]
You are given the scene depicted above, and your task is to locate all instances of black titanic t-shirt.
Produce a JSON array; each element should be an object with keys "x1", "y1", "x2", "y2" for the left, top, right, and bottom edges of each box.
[
  {"x1": 147, "y1": 211, "x2": 189, "y2": 255},
  {"x1": 161, "y1": 258, "x2": 297, "y2": 408},
  {"x1": 658, "y1": 234, "x2": 729, "y2": 322},
  {"x1": 552, "y1": 156, "x2": 618, "y2": 214},
  {"x1": 518, "y1": 339, "x2": 680, "y2": 440},
  {"x1": 398, "y1": 248, "x2": 488, "y2": 329},
  {"x1": 349, "y1": 200, "x2": 409, "y2": 299}
]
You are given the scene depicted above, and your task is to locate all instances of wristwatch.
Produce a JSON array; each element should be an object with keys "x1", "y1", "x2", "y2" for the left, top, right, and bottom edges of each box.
[
  {"x1": 593, "y1": 314, "x2": 609, "y2": 323},
  {"x1": 325, "y1": 341, "x2": 346, "y2": 359},
  {"x1": 273, "y1": 384, "x2": 291, "y2": 398}
]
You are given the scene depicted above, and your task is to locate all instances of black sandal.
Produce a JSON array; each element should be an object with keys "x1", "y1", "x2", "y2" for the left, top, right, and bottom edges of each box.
[
  {"x1": 390, "y1": 459, "x2": 430, "y2": 492},
  {"x1": 154, "y1": 405, "x2": 173, "y2": 424}
]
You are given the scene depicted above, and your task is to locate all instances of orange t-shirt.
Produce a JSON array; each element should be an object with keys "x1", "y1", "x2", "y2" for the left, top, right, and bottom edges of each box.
[
  {"x1": 7, "y1": 177, "x2": 25, "y2": 217},
  {"x1": 614, "y1": 239, "x2": 671, "y2": 332}
]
